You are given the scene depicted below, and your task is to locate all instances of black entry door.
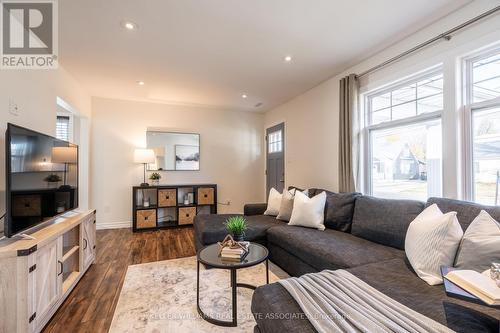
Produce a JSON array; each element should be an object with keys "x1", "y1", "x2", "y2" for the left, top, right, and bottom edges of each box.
[{"x1": 266, "y1": 123, "x2": 285, "y2": 197}]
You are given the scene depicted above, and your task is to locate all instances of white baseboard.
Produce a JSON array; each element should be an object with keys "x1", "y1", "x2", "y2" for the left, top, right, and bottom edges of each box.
[{"x1": 97, "y1": 220, "x2": 131, "y2": 230}]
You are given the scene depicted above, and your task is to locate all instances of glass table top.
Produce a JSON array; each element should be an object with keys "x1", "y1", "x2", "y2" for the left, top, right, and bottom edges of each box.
[{"x1": 197, "y1": 243, "x2": 268, "y2": 269}]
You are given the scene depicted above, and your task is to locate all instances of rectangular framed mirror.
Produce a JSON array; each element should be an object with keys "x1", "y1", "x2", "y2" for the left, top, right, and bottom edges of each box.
[{"x1": 146, "y1": 131, "x2": 200, "y2": 171}]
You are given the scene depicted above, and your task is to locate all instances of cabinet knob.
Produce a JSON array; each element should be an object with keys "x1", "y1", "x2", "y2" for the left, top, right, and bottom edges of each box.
[
  {"x1": 166, "y1": 195, "x2": 169, "y2": 199},
  {"x1": 204, "y1": 194, "x2": 208, "y2": 198},
  {"x1": 186, "y1": 213, "x2": 190, "y2": 217}
]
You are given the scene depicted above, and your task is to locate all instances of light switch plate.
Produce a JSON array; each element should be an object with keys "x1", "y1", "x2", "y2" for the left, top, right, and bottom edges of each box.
[{"x1": 9, "y1": 99, "x2": 19, "y2": 116}]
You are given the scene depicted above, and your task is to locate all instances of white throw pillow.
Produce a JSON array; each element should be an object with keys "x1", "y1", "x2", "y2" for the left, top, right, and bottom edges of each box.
[
  {"x1": 264, "y1": 188, "x2": 282, "y2": 216},
  {"x1": 276, "y1": 189, "x2": 309, "y2": 221},
  {"x1": 288, "y1": 191, "x2": 327, "y2": 230},
  {"x1": 455, "y1": 210, "x2": 500, "y2": 272},
  {"x1": 276, "y1": 188, "x2": 296, "y2": 221},
  {"x1": 405, "y1": 204, "x2": 463, "y2": 285}
]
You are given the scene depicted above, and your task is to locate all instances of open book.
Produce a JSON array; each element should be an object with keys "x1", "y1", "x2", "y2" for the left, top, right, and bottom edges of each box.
[{"x1": 445, "y1": 270, "x2": 500, "y2": 306}]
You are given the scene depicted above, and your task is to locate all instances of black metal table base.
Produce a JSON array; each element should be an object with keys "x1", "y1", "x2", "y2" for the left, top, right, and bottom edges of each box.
[{"x1": 196, "y1": 259, "x2": 269, "y2": 327}]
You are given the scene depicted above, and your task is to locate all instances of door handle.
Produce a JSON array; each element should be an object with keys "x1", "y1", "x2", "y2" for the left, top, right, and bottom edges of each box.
[
  {"x1": 279, "y1": 180, "x2": 284, "y2": 182},
  {"x1": 57, "y1": 261, "x2": 63, "y2": 276},
  {"x1": 83, "y1": 238, "x2": 88, "y2": 250}
]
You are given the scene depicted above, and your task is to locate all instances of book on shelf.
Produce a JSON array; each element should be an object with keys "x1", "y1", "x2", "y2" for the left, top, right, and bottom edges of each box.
[{"x1": 444, "y1": 269, "x2": 500, "y2": 306}]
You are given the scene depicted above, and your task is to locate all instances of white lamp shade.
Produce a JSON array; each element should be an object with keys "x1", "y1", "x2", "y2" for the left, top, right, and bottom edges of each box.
[
  {"x1": 51, "y1": 146, "x2": 78, "y2": 164},
  {"x1": 134, "y1": 148, "x2": 155, "y2": 163}
]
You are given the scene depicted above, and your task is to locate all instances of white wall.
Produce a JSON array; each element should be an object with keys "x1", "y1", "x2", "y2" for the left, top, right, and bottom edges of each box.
[
  {"x1": 91, "y1": 97, "x2": 265, "y2": 229},
  {"x1": 264, "y1": 0, "x2": 500, "y2": 198},
  {"x1": 0, "y1": 66, "x2": 91, "y2": 234}
]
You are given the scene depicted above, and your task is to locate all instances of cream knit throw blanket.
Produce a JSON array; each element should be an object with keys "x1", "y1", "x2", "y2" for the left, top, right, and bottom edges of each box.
[{"x1": 278, "y1": 270, "x2": 454, "y2": 333}]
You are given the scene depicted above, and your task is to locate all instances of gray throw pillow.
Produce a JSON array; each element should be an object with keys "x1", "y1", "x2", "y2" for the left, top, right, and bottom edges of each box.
[
  {"x1": 455, "y1": 210, "x2": 500, "y2": 272},
  {"x1": 276, "y1": 189, "x2": 296, "y2": 221}
]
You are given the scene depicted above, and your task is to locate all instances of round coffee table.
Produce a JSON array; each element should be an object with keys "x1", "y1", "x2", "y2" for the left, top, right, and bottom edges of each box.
[{"x1": 196, "y1": 242, "x2": 269, "y2": 327}]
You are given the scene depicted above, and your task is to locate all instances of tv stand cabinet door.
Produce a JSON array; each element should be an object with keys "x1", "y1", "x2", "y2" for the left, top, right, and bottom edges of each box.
[
  {"x1": 81, "y1": 215, "x2": 96, "y2": 269},
  {"x1": 33, "y1": 238, "x2": 61, "y2": 331}
]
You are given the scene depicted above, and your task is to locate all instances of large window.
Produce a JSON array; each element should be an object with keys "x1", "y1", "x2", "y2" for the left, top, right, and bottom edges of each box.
[
  {"x1": 365, "y1": 70, "x2": 443, "y2": 200},
  {"x1": 465, "y1": 49, "x2": 500, "y2": 205}
]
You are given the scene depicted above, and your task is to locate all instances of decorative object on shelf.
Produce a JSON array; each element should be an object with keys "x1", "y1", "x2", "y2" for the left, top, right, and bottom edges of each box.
[
  {"x1": 217, "y1": 234, "x2": 250, "y2": 261},
  {"x1": 56, "y1": 201, "x2": 66, "y2": 213},
  {"x1": 187, "y1": 192, "x2": 194, "y2": 204},
  {"x1": 51, "y1": 146, "x2": 78, "y2": 190},
  {"x1": 149, "y1": 172, "x2": 161, "y2": 185},
  {"x1": 134, "y1": 148, "x2": 155, "y2": 186},
  {"x1": 143, "y1": 197, "x2": 150, "y2": 208},
  {"x1": 183, "y1": 194, "x2": 189, "y2": 205},
  {"x1": 44, "y1": 173, "x2": 62, "y2": 188},
  {"x1": 224, "y1": 216, "x2": 247, "y2": 242},
  {"x1": 175, "y1": 144, "x2": 200, "y2": 171}
]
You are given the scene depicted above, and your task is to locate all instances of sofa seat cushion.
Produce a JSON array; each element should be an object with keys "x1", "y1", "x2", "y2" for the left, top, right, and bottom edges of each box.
[
  {"x1": 347, "y1": 259, "x2": 500, "y2": 331},
  {"x1": 252, "y1": 259, "x2": 500, "y2": 333},
  {"x1": 194, "y1": 214, "x2": 278, "y2": 248},
  {"x1": 267, "y1": 225, "x2": 404, "y2": 271},
  {"x1": 252, "y1": 283, "x2": 316, "y2": 333}
]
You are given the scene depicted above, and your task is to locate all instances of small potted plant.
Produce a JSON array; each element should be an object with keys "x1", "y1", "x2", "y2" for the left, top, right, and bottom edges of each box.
[
  {"x1": 44, "y1": 174, "x2": 62, "y2": 188},
  {"x1": 149, "y1": 172, "x2": 161, "y2": 185},
  {"x1": 224, "y1": 216, "x2": 247, "y2": 242}
]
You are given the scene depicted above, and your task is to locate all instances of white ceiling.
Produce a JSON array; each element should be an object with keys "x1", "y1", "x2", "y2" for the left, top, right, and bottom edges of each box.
[{"x1": 59, "y1": 0, "x2": 470, "y2": 112}]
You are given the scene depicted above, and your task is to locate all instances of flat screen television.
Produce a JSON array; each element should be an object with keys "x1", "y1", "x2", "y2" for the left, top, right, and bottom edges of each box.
[{"x1": 5, "y1": 123, "x2": 78, "y2": 238}]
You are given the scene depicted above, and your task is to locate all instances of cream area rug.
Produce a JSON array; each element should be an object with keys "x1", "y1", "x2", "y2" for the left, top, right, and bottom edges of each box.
[{"x1": 109, "y1": 256, "x2": 289, "y2": 333}]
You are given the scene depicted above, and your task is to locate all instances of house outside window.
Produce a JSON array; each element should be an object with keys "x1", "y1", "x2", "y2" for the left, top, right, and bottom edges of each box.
[{"x1": 364, "y1": 69, "x2": 443, "y2": 200}]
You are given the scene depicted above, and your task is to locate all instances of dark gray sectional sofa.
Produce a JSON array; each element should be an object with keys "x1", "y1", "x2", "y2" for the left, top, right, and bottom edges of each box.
[{"x1": 194, "y1": 189, "x2": 500, "y2": 333}]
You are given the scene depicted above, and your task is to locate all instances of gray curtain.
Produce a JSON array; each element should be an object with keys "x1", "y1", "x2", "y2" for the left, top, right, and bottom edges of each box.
[{"x1": 339, "y1": 74, "x2": 359, "y2": 193}]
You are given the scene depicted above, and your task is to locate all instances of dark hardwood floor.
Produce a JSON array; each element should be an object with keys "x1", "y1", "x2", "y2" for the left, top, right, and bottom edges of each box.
[{"x1": 43, "y1": 227, "x2": 196, "y2": 333}]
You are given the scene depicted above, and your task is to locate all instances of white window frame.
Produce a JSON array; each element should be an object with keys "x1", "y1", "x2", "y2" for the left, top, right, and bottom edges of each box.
[
  {"x1": 462, "y1": 46, "x2": 500, "y2": 203},
  {"x1": 56, "y1": 113, "x2": 74, "y2": 142},
  {"x1": 363, "y1": 67, "x2": 444, "y2": 197}
]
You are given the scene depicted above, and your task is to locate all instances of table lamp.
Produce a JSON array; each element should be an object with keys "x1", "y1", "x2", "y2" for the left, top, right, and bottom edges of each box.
[
  {"x1": 51, "y1": 146, "x2": 78, "y2": 190},
  {"x1": 134, "y1": 148, "x2": 155, "y2": 186}
]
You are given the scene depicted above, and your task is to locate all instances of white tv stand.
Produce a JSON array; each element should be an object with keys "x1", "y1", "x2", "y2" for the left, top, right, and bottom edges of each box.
[{"x1": 0, "y1": 210, "x2": 96, "y2": 333}]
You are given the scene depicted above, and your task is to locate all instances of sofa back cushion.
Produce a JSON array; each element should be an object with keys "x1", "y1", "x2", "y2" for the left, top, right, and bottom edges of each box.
[
  {"x1": 351, "y1": 196, "x2": 425, "y2": 249},
  {"x1": 426, "y1": 197, "x2": 500, "y2": 231},
  {"x1": 309, "y1": 189, "x2": 361, "y2": 232}
]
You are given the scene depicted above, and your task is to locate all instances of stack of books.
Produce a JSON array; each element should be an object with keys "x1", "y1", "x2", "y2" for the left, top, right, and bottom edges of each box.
[{"x1": 220, "y1": 242, "x2": 249, "y2": 262}]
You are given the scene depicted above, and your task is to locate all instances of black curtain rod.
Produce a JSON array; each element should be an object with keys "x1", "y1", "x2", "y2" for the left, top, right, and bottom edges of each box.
[{"x1": 357, "y1": 5, "x2": 500, "y2": 78}]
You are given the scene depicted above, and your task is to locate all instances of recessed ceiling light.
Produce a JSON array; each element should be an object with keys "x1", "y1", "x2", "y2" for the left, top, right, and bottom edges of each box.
[
  {"x1": 241, "y1": 94, "x2": 248, "y2": 99},
  {"x1": 137, "y1": 81, "x2": 145, "y2": 86},
  {"x1": 284, "y1": 55, "x2": 292, "y2": 62},
  {"x1": 123, "y1": 21, "x2": 137, "y2": 30}
]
